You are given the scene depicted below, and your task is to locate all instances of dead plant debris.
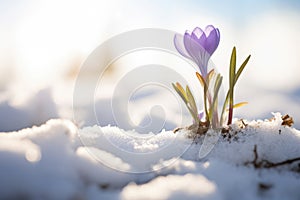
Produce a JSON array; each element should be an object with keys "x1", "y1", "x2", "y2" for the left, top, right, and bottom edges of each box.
[{"x1": 281, "y1": 114, "x2": 294, "y2": 127}]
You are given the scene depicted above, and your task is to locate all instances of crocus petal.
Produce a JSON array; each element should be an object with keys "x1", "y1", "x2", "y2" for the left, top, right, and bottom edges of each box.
[
  {"x1": 183, "y1": 32, "x2": 198, "y2": 60},
  {"x1": 188, "y1": 31, "x2": 210, "y2": 76},
  {"x1": 192, "y1": 27, "x2": 204, "y2": 38},
  {"x1": 173, "y1": 34, "x2": 191, "y2": 59},
  {"x1": 204, "y1": 25, "x2": 216, "y2": 36},
  {"x1": 184, "y1": 32, "x2": 206, "y2": 60},
  {"x1": 184, "y1": 32, "x2": 207, "y2": 76},
  {"x1": 192, "y1": 27, "x2": 206, "y2": 48},
  {"x1": 174, "y1": 25, "x2": 220, "y2": 77},
  {"x1": 204, "y1": 26, "x2": 220, "y2": 55},
  {"x1": 198, "y1": 111, "x2": 204, "y2": 120}
]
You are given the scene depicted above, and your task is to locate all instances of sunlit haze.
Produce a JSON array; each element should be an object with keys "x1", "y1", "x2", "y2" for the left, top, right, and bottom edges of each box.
[{"x1": 1, "y1": 0, "x2": 300, "y2": 131}]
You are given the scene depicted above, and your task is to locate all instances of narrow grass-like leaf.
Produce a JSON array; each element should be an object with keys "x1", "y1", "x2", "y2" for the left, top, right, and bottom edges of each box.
[
  {"x1": 205, "y1": 70, "x2": 215, "y2": 111},
  {"x1": 229, "y1": 47, "x2": 236, "y2": 88},
  {"x1": 196, "y1": 72, "x2": 209, "y2": 122},
  {"x1": 186, "y1": 85, "x2": 199, "y2": 122},
  {"x1": 210, "y1": 74, "x2": 223, "y2": 127},
  {"x1": 221, "y1": 55, "x2": 250, "y2": 124},
  {"x1": 224, "y1": 104, "x2": 249, "y2": 119},
  {"x1": 186, "y1": 85, "x2": 197, "y2": 114},
  {"x1": 232, "y1": 102, "x2": 248, "y2": 109},
  {"x1": 235, "y1": 55, "x2": 251, "y2": 84},
  {"x1": 172, "y1": 83, "x2": 198, "y2": 123},
  {"x1": 220, "y1": 47, "x2": 251, "y2": 126},
  {"x1": 220, "y1": 91, "x2": 230, "y2": 125},
  {"x1": 187, "y1": 105, "x2": 199, "y2": 123},
  {"x1": 186, "y1": 104, "x2": 199, "y2": 123},
  {"x1": 227, "y1": 47, "x2": 236, "y2": 125},
  {"x1": 214, "y1": 74, "x2": 223, "y2": 95},
  {"x1": 209, "y1": 74, "x2": 221, "y2": 120},
  {"x1": 172, "y1": 83, "x2": 189, "y2": 105},
  {"x1": 196, "y1": 72, "x2": 205, "y2": 87},
  {"x1": 176, "y1": 82, "x2": 187, "y2": 100},
  {"x1": 206, "y1": 69, "x2": 215, "y2": 86},
  {"x1": 225, "y1": 102, "x2": 248, "y2": 111}
]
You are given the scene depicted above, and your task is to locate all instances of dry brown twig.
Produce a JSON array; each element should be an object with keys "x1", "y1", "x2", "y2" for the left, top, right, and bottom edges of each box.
[{"x1": 246, "y1": 145, "x2": 300, "y2": 169}]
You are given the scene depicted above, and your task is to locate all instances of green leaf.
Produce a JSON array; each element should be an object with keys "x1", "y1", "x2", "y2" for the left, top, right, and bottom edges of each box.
[
  {"x1": 206, "y1": 69, "x2": 215, "y2": 87},
  {"x1": 220, "y1": 48, "x2": 251, "y2": 126},
  {"x1": 209, "y1": 74, "x2": 223, "y2": 125},
  {"x1": 176, "y1": 82, "x2": 187, "y2": 100},
  {"x1": 226, "y1": 102, "x2": 248, "y2": 111},
  {"x1": 172, "y1": 83, "x2": 187, "y2": 103},
  {"x1": 235, "y1": 55, "x2": 251, "y2": 85},
  {"x1": 229, "y1": 47, "x2": 236, "y2": 88},
  {"x1": 186, "y1": 85, "x2": 198, "y2": 115},
  {"x1": 220, "y1": 91, "x2": 230, "y2": 125},
  {"x1": 214, "y1": 74, "x2": 223, "y2": 94},
  {"x1": 196, "y1": 72, "x2": 205, "y2": 87},
  {"x1": 172, "y1": 83, "x2": 199, "y2": 123},
  {"x1": 227, "y1": 47, "x2": 237, "y2": 125},
  {"x1": 196, "y1": 72, "x2": 209, "y2": 122}
]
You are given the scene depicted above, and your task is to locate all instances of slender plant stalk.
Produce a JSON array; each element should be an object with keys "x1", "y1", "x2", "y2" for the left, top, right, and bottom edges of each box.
[
  {"x1": 209, "y1": 74, "x2": 223, "y2": 128},
  {"x1": 197, "y1": 70, "x2": 223, "y2": 128},
  {"x1": 196, "y1": 72, "x2": 209, "y2": 123},
  {"x1": 203, "y1": 81, "x2": 209, "y2": 123},
  {"x1": 220, "y1": 92, "x2": 229, "y2": 125},
  {"x1": 227, "y1": 47, "x2": 236, "y2": 125}
]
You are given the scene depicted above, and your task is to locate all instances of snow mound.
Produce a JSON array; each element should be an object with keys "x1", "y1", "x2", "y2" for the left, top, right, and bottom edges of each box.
[
  {"x1": 78, "y1": 125, "x2": 192, "y2": 173},
  {"x1": 204, "y1": 112, "x2": 300, "y2": 165},
  {"x1": 121, "y1": 174, "x2": 221, "y2": 200},
  {"x1": 0, "y1": 113, "x2": 300, "y2": 199}
]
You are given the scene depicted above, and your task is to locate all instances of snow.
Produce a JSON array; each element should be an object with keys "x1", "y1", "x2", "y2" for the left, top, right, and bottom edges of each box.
[
  {"x1": 1, "y1": 113, "x2": 300, "y2": 199},
  {"x1": 1, "y1": 2, "x2": 300, "y2": 199},
  {"x1": 121, "y1": 174, "x2": 221, "y2": 200},
  {"x1": 0, "y1": 88, "x2": 58, "y2": 132}
]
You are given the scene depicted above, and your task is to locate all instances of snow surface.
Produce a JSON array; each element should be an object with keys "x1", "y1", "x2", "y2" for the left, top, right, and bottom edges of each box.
[{"x1": 0, "y1": 113, "x2": 300, "y2": 200}]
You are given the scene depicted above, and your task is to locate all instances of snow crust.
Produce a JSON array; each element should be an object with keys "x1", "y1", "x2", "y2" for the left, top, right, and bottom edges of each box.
[{"x1": 0, "y1": 113, "x2": 300, "y2": 199}]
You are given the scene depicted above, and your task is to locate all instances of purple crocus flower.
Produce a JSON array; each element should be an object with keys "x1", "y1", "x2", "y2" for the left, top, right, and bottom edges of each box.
[{"x1": 174, "y1": 25, "x2": 220, "y2": 77}]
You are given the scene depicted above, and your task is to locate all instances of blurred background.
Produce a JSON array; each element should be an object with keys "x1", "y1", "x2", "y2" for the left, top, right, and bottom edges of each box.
[{"x1": 1, "y1": 0, "x2": 300, "y2": 132}]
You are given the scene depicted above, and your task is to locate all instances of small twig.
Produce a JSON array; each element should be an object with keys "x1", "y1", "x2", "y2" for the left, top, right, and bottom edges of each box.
[
  {"x1": 246, "y1": 145, "x2": 300, "y2": 169},
  {"x1": 263, "y1": 157, "x2": 300, "y2": 168},
  {"x1": 173, "y1": 127, "x2": 183, "y2": 133},
  {"x1": 253, "y1": 145, "x2": 259, "y2": 166},
  {"x1": 245, "y1": 144, "x2": 260, "y2": 168},
  {"x1": 241, "y1": 119, "x2": 248, "y2": 128}
]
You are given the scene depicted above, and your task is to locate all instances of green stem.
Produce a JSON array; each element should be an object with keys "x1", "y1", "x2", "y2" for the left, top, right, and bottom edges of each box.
[
  {"x1": 203, "y1": 84, "x2": 209, "y2": 123},
  {"x1": 220, "y1": 91, "x2": 230, "y2": 125},
  {"x1": 227, "y1": 89, "x2": 234, "y2": 125}
]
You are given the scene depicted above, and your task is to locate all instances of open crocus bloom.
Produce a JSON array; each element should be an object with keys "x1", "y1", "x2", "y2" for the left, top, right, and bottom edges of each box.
[{"x1": 174, "y1": 25, "x2": 220, "y2": 77}]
